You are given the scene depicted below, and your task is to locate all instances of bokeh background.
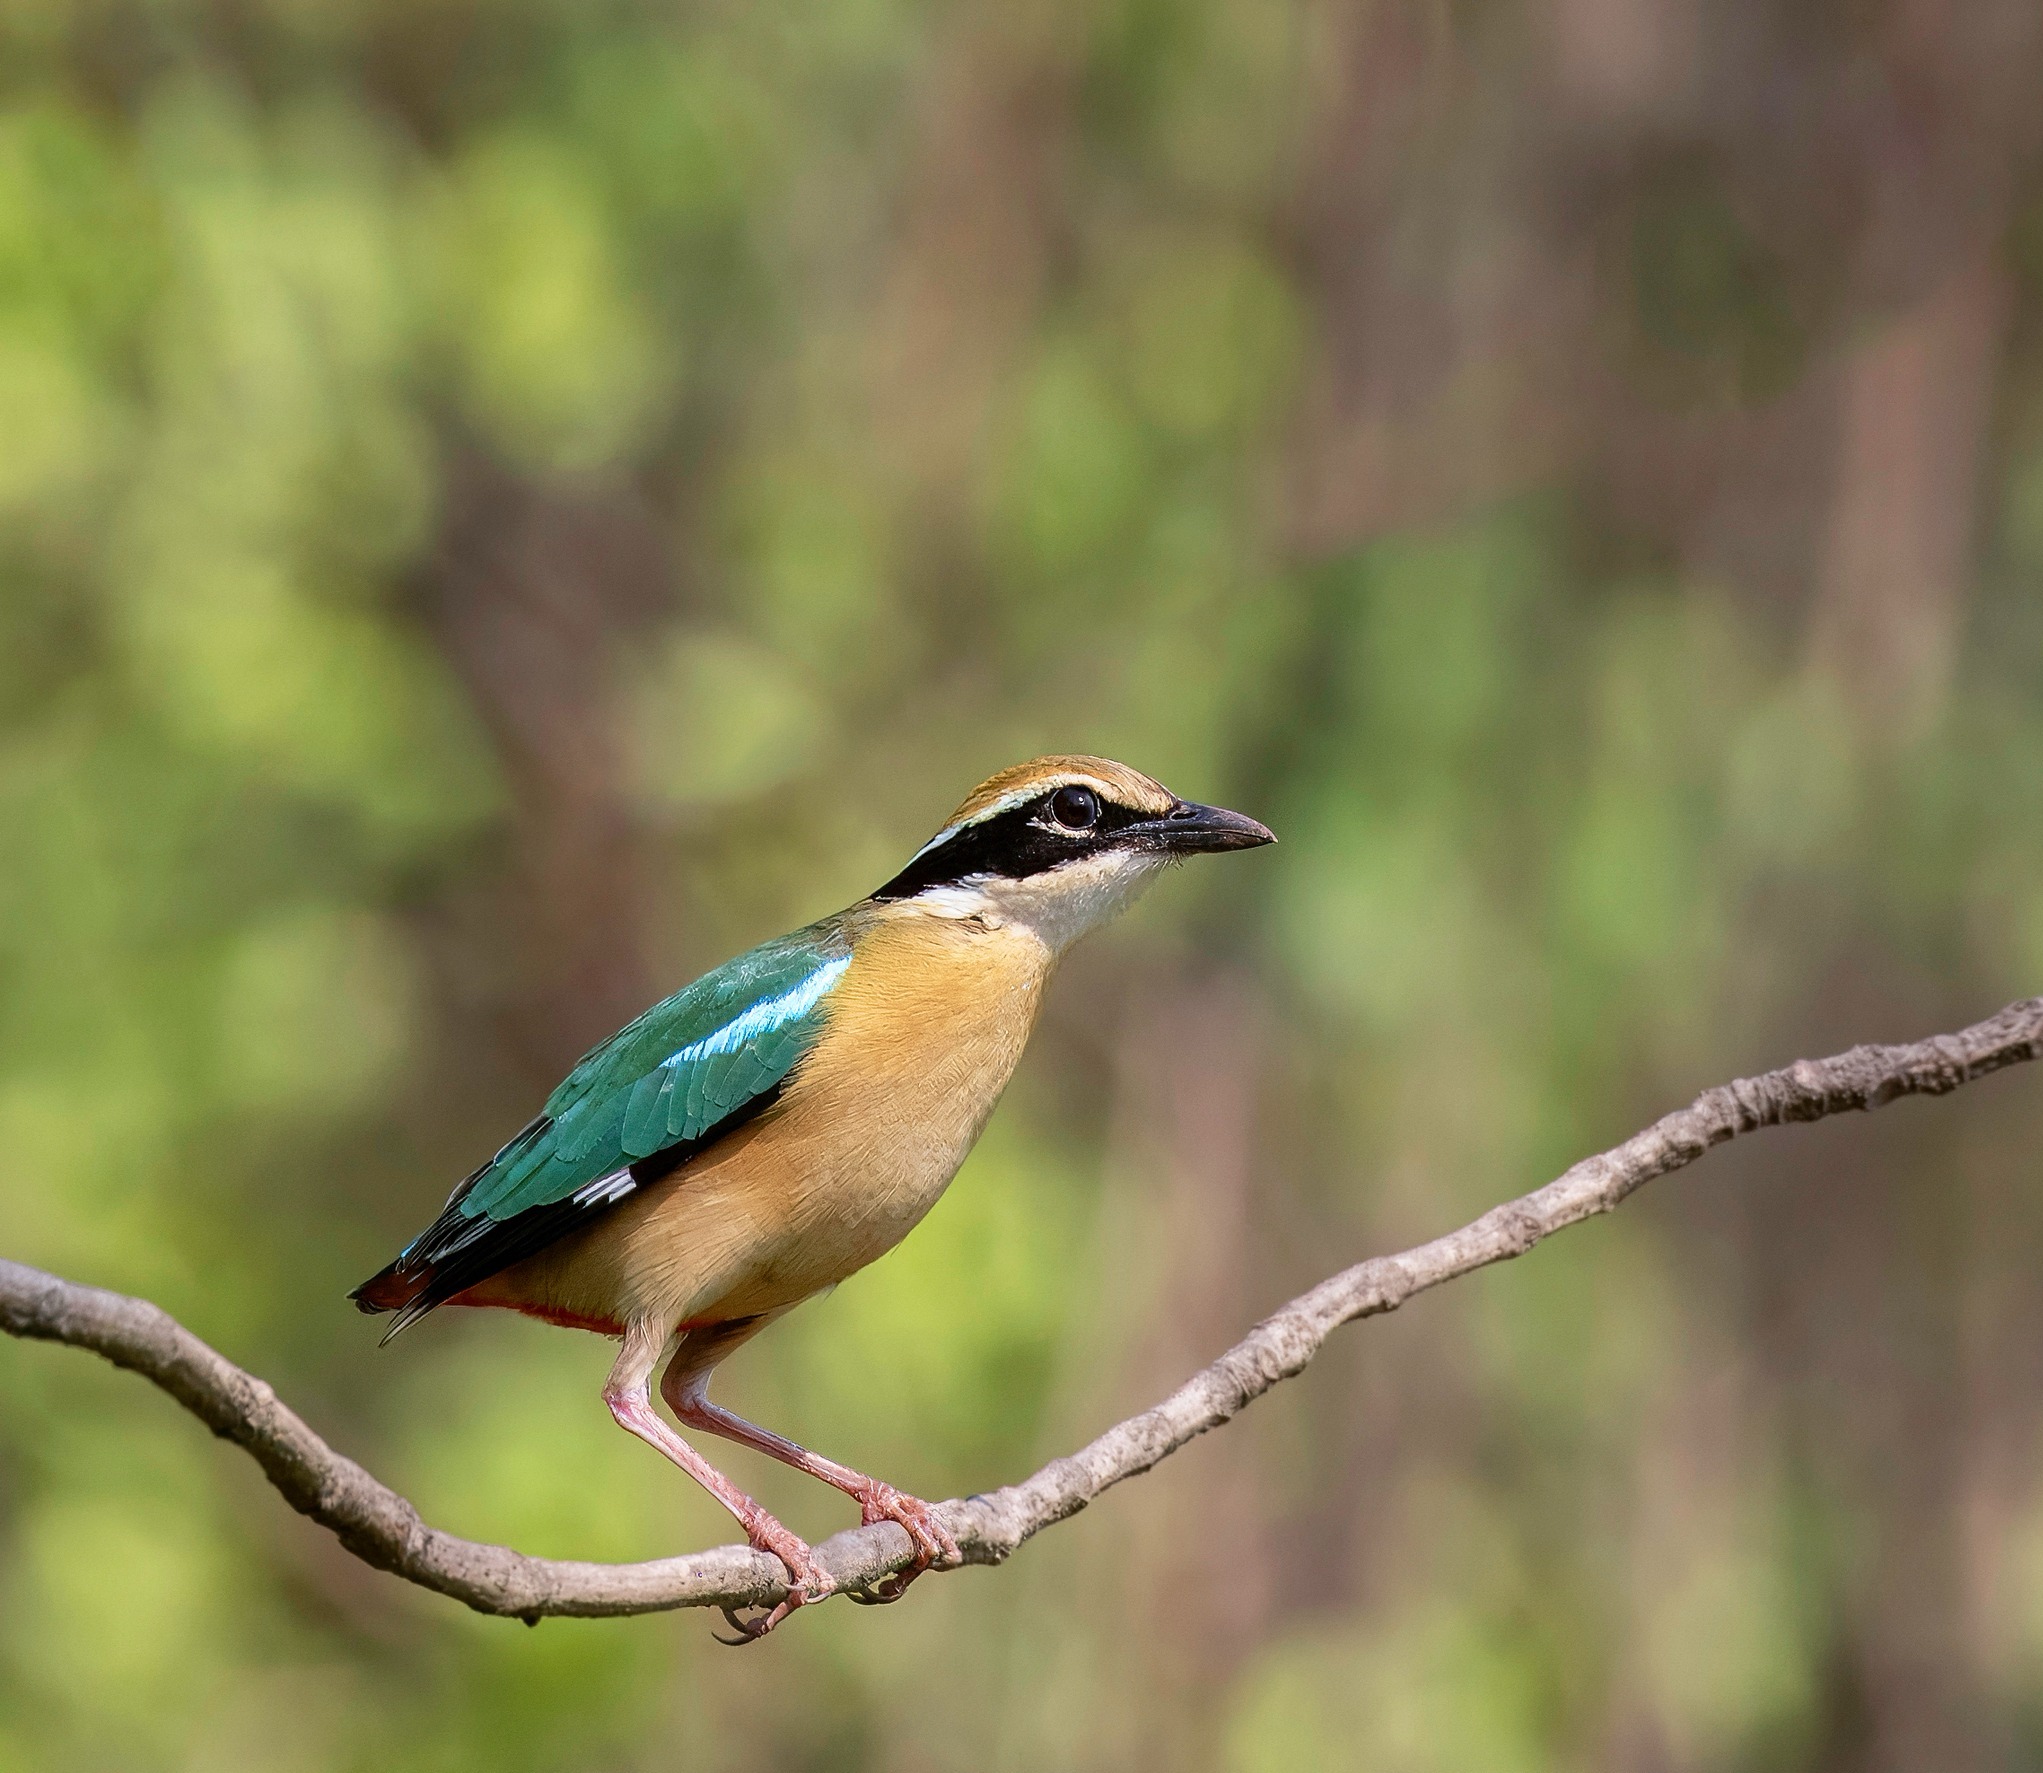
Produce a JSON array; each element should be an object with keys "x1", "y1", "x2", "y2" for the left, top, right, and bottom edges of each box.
[{"x1": 6, "y1": 0, "x2": 2043, "y2": 1767}]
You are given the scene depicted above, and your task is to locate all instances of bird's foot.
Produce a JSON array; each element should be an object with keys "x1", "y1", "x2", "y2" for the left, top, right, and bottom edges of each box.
[
  {"x1": 844, "y1": 1482, "x2": 960, "y2": 1604},
  {"x1": 714, "y1": 1519, "x2": 835, "y2": 1645}
]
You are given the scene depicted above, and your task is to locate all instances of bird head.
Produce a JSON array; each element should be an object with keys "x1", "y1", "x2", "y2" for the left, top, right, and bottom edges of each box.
[{"x1": 871, "y1": 755, "x2": 1274, "y2": 953}]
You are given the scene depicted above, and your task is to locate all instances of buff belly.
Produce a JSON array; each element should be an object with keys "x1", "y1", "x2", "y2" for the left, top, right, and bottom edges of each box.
[{"x1": 464, "y1": 911, "x2": 1051, "y2": 1335}]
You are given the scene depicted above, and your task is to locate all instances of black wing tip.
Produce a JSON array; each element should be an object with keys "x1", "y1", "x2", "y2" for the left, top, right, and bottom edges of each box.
[
  {"x1": 377, "y1": 1299, "x2": 434, "y2": 1344},
  {"x1": 348, "y1": 1110, "x2": 764, "y2": 1347}
]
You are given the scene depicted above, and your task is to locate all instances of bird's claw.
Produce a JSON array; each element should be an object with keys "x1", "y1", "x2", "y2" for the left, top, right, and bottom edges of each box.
[
  {"x1": 713, "y1": 1603, "x2": 776, "y2": 1644},
  {"x1": 844, "y1": 1576, "x2": 909, "y2": 1606},
  {"x1": 850, "y1": 1482, "x2": 960, "y2": 1602},
  {"x1": 711, "y1": 1524, "x2": 835, "y2": 1645},
  {"x1": 707, "y1": 1488, "x2": 956, "y2": 1637}
]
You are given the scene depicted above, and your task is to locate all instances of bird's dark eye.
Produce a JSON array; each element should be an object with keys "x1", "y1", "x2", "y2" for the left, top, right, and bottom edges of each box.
[{"x1": 1049, "y1": 785, "x2": 1100, "y2": 831}]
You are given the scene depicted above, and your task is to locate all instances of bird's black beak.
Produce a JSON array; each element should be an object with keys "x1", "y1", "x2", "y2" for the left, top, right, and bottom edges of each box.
[{"x1": 1136, "y1": 800, "x2": 1277, "y2": 855}]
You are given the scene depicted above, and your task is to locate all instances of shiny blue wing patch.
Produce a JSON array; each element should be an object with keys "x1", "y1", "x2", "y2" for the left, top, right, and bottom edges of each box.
[{"x1": 464, "y1": 937, "x2": 851, "y2": 1221}]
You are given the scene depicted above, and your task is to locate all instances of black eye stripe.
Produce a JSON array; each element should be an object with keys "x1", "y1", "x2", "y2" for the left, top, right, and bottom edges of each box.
[{"x1": 871, "y1": 786, "x2": 1150, "y2": 900}]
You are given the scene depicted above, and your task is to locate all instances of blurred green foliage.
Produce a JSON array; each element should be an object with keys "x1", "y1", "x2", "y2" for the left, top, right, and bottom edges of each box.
[{"x1": 5, "y1": 0, "x2": 2043, "y2": 1769}]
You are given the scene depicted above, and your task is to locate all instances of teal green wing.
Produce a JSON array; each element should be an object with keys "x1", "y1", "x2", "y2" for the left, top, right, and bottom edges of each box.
[{"x1": 352, "y1": 920, "x2": 853, "y2": 1331}]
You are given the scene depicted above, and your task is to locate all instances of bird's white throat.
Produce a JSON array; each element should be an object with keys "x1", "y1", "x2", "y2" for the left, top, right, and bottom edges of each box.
[{"x1": 905, "y1": 850, "x2": 1170, "y2": 954}]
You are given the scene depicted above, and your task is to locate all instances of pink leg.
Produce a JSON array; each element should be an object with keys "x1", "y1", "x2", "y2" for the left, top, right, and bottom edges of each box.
[
  {"x1": 603, "y1": 1323, "x2": 832, "y2": 1637},
  {"x1": 660, "y1": 1326, "x2": 960, "y2": 1594}
]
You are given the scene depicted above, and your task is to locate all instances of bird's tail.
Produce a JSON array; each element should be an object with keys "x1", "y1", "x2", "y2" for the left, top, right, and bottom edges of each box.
[{"x1": 349, "y1": 1263, "x2": 429, "y2": 1316}]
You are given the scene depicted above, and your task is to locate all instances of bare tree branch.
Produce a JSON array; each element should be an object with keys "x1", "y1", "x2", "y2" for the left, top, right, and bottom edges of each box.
[{"x1": 5, "y1": 998, "x2": 2041, "y2": 1623}]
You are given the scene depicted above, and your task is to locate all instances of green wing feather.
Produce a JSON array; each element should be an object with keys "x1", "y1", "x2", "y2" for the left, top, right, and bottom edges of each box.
[
  {"x1": 353, "y1": 918, "x2": 855, "y2": 1330},
  {"x1": 457, "y1": 921, "x2": 854, "y2": 1224}
]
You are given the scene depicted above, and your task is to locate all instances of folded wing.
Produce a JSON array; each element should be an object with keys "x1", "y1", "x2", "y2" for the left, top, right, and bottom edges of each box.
[{"x1": 352, "y1": 923, "x2": 852, "y2": 1335}]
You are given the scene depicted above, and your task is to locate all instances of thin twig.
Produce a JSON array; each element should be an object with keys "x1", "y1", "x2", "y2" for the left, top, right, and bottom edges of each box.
[{"x1": 5, "y1": 998, "x2": 2040, "y2": 1622}]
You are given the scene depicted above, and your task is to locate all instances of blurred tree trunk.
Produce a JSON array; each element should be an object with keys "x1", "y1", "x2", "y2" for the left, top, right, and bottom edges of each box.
[{"x1": 423, "y1": 450, "x2": 674, "y2": 1077}]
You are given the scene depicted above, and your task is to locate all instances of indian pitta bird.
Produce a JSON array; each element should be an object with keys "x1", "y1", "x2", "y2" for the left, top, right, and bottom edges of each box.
[{"x1": 352, "y1": 755, "x2": 1273, "y2": 1634}]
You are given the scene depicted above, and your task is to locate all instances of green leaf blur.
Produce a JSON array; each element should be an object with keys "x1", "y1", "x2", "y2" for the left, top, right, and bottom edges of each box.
[{"x1": 5, "y1": 2, "x2": 2043, "y2": 1769}]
